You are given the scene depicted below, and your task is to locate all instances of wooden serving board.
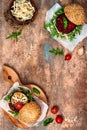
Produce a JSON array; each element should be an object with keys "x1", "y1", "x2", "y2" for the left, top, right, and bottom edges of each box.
[{"x1": 2, "y1": 65, "x2": 48, "y2": 128}]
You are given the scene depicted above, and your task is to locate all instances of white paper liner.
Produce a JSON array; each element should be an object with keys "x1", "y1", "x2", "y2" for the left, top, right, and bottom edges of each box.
[
  {"x1": 45, "y1": 3, "x2": 87, "y2": 51},
  {"x1": 0, "y1": 82, "x2": 48, "y2": 127}
]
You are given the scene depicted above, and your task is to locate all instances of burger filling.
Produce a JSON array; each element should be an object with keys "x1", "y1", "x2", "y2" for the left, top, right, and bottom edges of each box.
[
  {"x1": 56, "y1": 13, "x2": 76, "y2": 34},
  {"x1": 3, "y1": 86, "x2": 41, "y2": 123}
]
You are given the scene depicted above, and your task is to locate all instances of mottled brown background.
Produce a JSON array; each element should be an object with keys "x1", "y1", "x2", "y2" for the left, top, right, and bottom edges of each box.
[{"x1": 0, "y1": 0, "x2": 87, "y2": 130}]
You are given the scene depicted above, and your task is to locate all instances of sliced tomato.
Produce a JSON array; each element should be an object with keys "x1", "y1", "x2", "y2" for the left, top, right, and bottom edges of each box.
[{"x1": 14, "y1": 102, "x2": 23, "y2": 111}]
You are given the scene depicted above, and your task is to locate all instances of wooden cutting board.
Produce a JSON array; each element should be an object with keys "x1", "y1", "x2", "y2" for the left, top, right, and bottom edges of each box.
[{"x1": 2, "y1": 65, "x2": 48, "y2": 128}]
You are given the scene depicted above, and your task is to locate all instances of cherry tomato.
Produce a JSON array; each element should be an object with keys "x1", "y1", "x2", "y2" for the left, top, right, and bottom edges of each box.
[
  {"x1": 51, "y1": 106, "x2": 59, "y2": 114},
  {"x1": 65, "y1": 54, "x2": 72, "y2": 60},
  {"x1": 14, "y1": 102, "x2": 23, "y2": 111},
  {"x1": 55, "y1": 115, "x2": 63, "y2": 124}
]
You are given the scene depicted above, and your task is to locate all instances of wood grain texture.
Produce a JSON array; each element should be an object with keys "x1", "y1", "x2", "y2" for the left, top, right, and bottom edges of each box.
[
  {"x1": 3, "y1": 65, "x2": 48, "y2": 104},
  {"x1": 0, "y1": 0, "x2": 87, "y2": 130}
]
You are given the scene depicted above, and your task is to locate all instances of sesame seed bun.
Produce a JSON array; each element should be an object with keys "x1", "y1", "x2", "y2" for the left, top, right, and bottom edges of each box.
[
  {"x1": 64, "y1": 4, "x2": 86, "y2": 25},
  {"x1": 18, "y1": 101, "x2": 41, "y2": 124}
]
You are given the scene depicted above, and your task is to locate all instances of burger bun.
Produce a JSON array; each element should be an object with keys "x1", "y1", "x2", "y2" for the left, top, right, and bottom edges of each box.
[
  {"x1": 18, "y1": 101, "x2": 41, "y2": 124},
  {"x1": 64, "y1": 3, "x2": 86, "y2": 25}
]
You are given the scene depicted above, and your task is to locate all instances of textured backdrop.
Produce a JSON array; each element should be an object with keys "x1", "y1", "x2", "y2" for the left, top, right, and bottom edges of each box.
[{"x1": 0, "y1": 0, "x2": 87, "y2": 130}]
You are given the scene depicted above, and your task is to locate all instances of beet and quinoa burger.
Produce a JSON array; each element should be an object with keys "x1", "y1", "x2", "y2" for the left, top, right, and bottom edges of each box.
[{"x1": 45, "y1": 3, "x2": 86, "y2": 41}]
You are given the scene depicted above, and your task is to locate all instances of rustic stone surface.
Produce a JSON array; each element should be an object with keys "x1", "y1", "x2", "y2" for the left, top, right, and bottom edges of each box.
[{"x1": 0, "y1": 0, "x2": 87, "y2": 130}]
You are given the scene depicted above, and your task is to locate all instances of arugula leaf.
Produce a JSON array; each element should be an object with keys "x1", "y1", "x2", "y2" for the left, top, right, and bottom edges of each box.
[
  {"x1": 8, "y1": 110, "x2": 18, "y2": 117},
  {"x1": 43, "y1": 118, "x2": 54, "y2": 126},
  {"x1": 18, "y1": 87, "x2": 28, "y2": 94},
  {"x1": 55, "y1": 6, "x2": 64, "y2": 17},
  {"x1": 49, "y1": 48, "x2": 64, "y2": 56},
  {"x1": 44, "y1": 7, "x2": 64, "y2": 38},
  {"x1": 67, "y1": 25, "x2": 82, "y2": 41},
  {"x1": 60, "y1": 34, "x2": 66, "y2": 39},
  {"x1": 27, "y1": 93, "x2": 35, "y2": 101},
  {"x1": 68, "y1": 32, "x2": 75, "y2": 41},
  {"x1": 6, "y1": 29, "x2": 22, "y2": 42},
  {"x1": 19, "y1": 87, "x2": 31, "y2": 95},
  {"x1": 25, "y1": 90, "x2": 34, "y2": 101},
  {"x1": 4, "y1": 89, "x2": 17, "y2": 101},
  {"x1": 75, "y1": 25, "x2": 82, "y2": 34},
  {"x1": 4, "y1": 95, "x2": 11, "y2": 101},
  {"x1": 32, "y1": 87, "x2": 40, "y2": 94},
  {"x1": 63, "y1": 18, "x2": 68, "y2": 29},
  {"x1": 17, "y1": 29, "x2": 22, "y2": 36},
  {"x1": 44, "y1": 23, "x2": 52, "y2": 28},
  {"x1": 26, "y1": 90, "x2": 31, "y2": 95}
]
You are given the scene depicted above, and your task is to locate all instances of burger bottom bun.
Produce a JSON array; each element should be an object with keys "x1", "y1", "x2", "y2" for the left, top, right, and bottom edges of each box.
[
  {"x1": 18, "y1": 101, "x2": 41, "y2": 124},
  {"x1": 64, "y1": 3, "x2": 86, "y2": 25}
]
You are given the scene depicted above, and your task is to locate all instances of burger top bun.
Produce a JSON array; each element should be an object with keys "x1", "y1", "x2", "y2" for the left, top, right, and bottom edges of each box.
[
  {"x1": 64, "y1": 3, "x2": 86, "y2": 25},
  {"x1": 18, "y1": 101, "x2": 41, "y2": 124}
]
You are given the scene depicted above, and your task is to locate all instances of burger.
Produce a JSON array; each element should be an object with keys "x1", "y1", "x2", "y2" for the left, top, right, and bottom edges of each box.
[
  {"x1": 0, "y1": 81, "x2": 48, "y2": 128},
  {"x1": 3, "y1": 86, "x2": 42, "y2": 127},
  {"x1": 4, "y1": 0, "x2": 38, "y2": 26},
  {"x1": 45, "y1": 3, "x2": 86, "y2": 41}
]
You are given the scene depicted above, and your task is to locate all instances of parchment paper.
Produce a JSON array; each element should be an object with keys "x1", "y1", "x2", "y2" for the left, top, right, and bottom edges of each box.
[
  {"x1": 0, "y1": 82, "x2": 48, "y2": 127},
  {"x1": 45, "y1": 3, "x2": 87, "y2": 51}
]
